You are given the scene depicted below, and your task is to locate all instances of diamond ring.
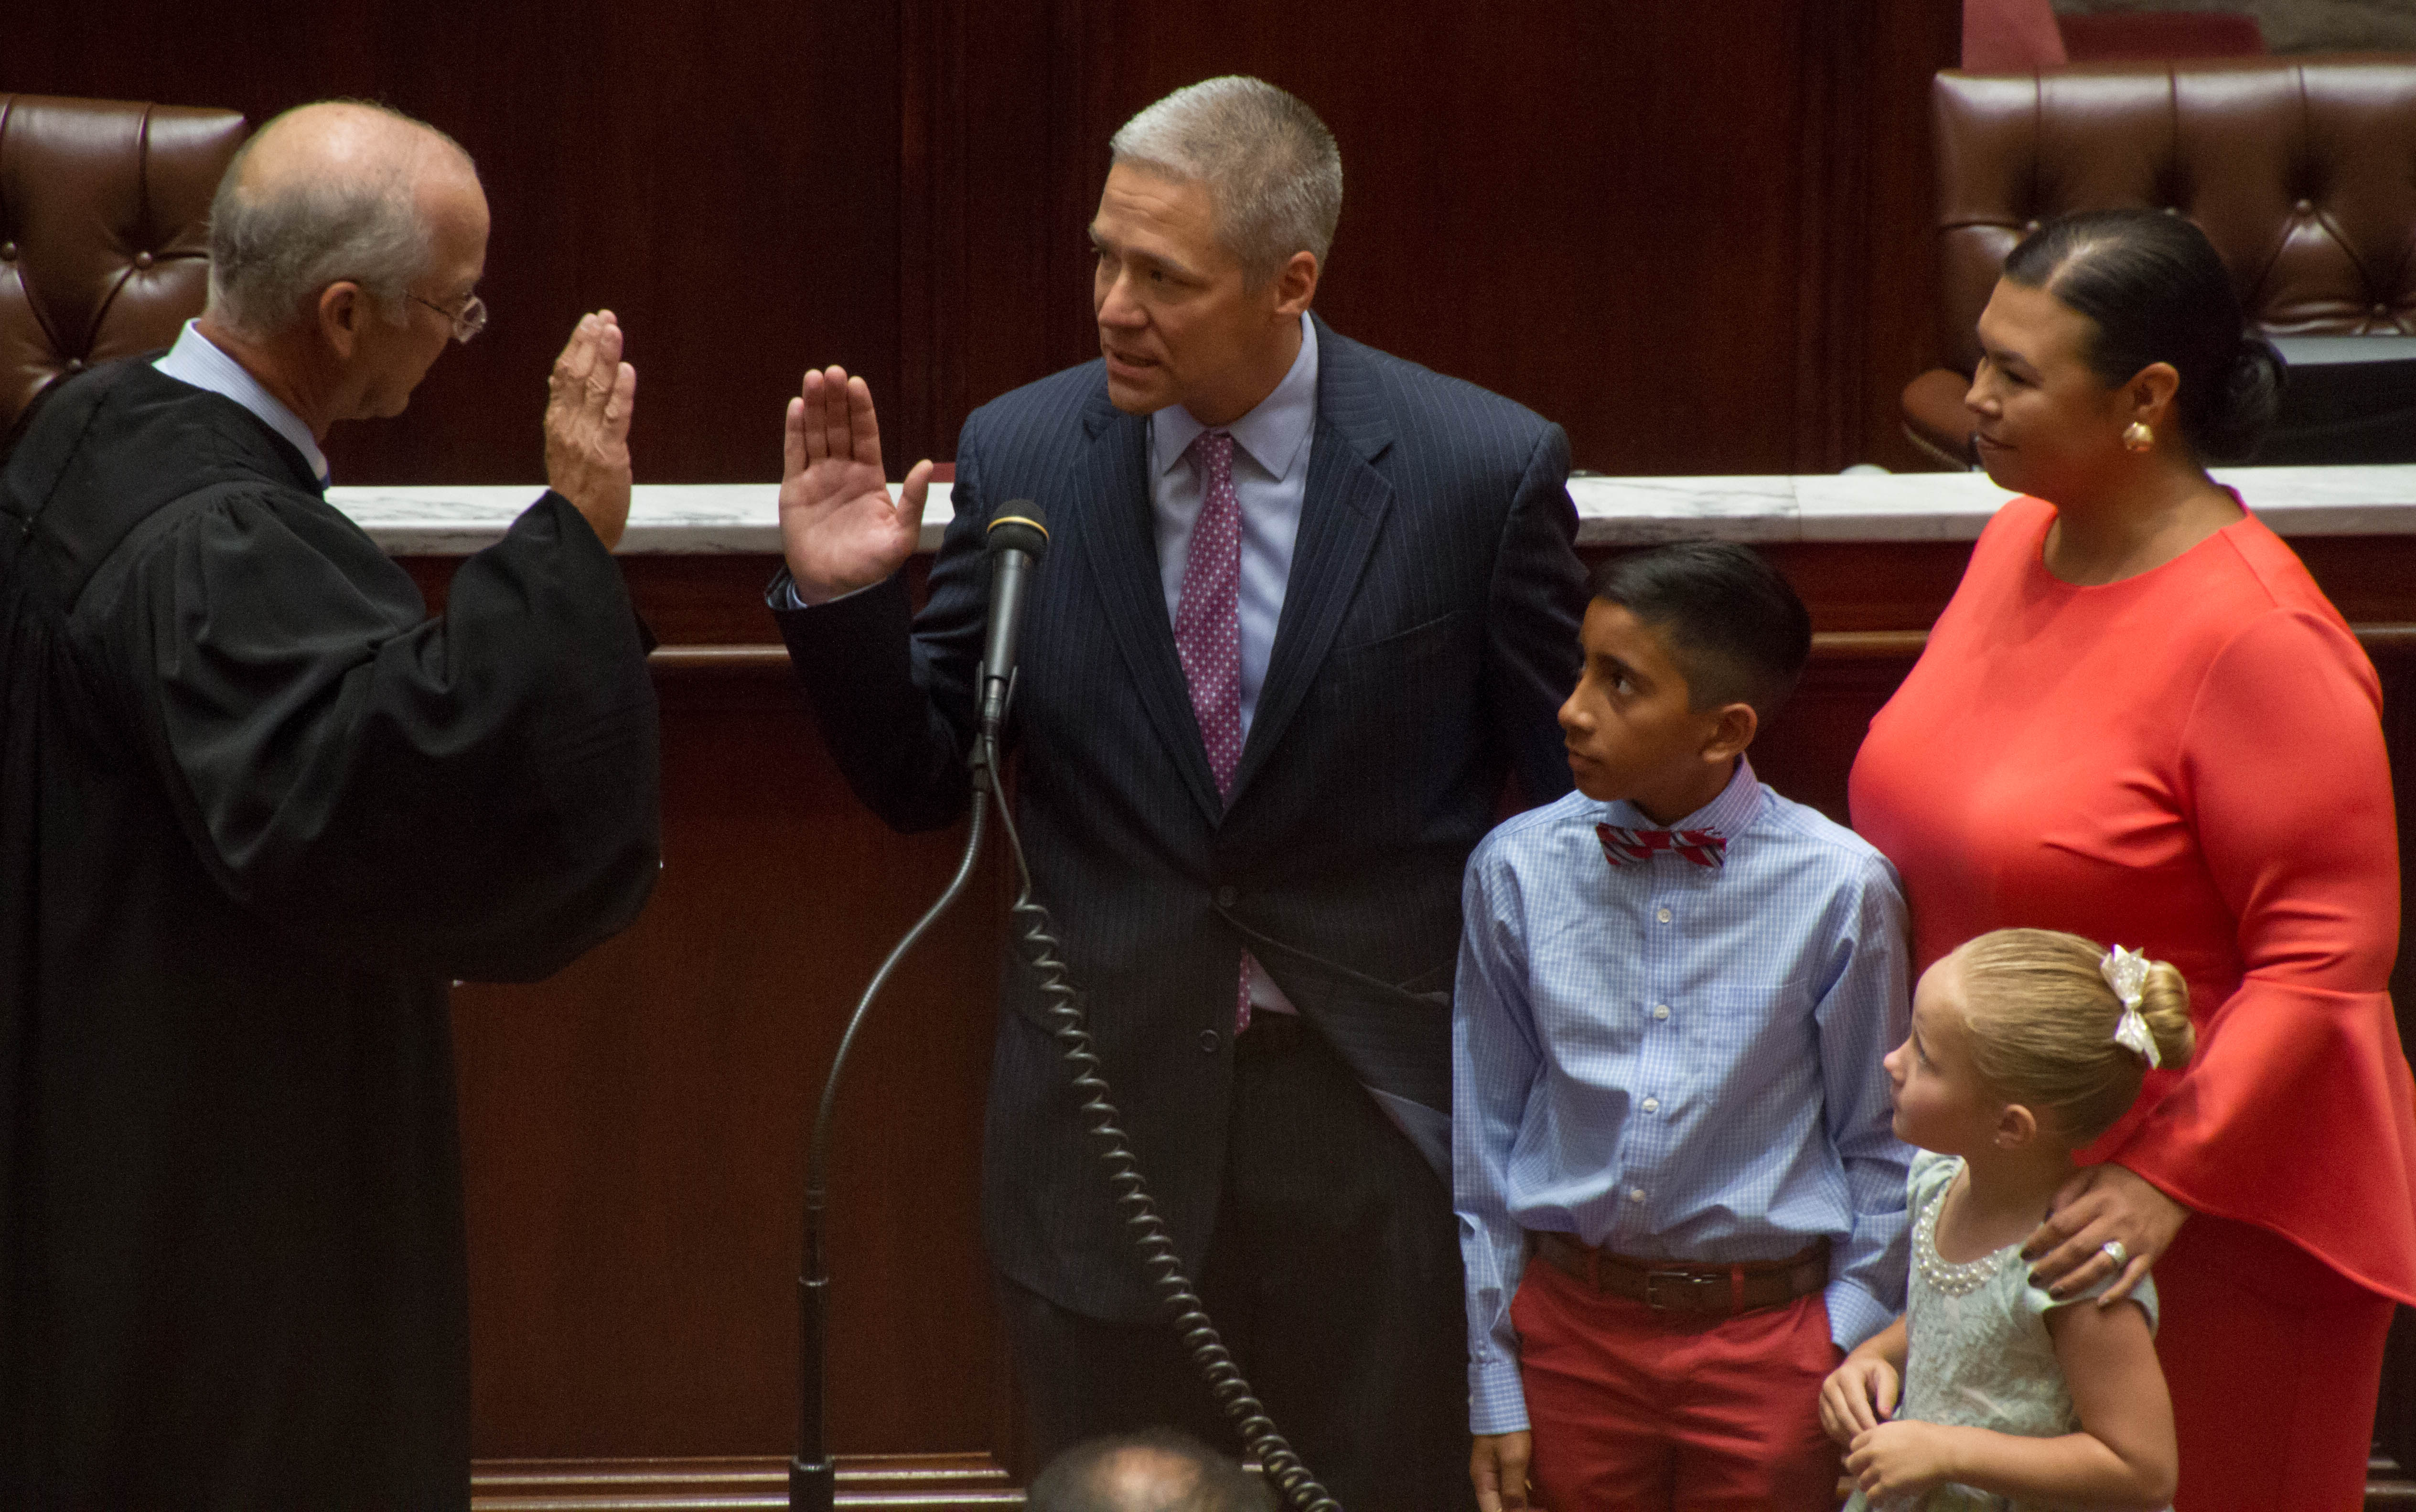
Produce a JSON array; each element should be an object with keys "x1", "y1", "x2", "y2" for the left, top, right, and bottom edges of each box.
[{"x1": 2100, "y1": 1239, "x2": 2129, "y2": 1267}]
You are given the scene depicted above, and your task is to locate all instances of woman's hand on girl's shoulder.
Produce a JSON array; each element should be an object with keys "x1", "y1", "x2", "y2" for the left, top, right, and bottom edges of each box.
[{"x1": 2023, "y1": 1162, "x2": 2189, "y2": 1303}]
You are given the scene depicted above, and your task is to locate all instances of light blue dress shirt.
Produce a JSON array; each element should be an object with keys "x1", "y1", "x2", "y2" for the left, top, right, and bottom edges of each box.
[
  {"x1": 152, "y1": 319, "x2": 331, "y2": 485},
  {"x1": 1453, "y1": 756, "x2": 1913, "y2": 1435}
]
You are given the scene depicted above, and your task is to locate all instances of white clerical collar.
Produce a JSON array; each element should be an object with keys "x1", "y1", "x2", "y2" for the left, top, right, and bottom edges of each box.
[{"x1": 154, "y1": 320, "x2": 331, "y2": 486}]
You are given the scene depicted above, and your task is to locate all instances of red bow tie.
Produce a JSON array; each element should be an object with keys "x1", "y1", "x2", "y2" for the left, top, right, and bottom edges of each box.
[{"x1": 1596, "y1": 822, "x2": 1726, "y2": 870}]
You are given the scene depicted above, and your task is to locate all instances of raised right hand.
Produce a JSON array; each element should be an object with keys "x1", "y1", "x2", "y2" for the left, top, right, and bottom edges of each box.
[
  {"x1": 778, "y1": 365, "x2": 934, "y2": 604},
  {"x1": 544, "y1": 311, "x2": 637, "y2": 550},
  {"x1": 1819, "y1": 1352, "x2": 1900, "y2": 1444},
  {"x1": 1471, "y1": 1430, "x2": 1534, "y2": 1512}
]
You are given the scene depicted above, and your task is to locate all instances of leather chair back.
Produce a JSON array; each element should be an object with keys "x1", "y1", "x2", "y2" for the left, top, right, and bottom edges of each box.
[
  {"x1": 1906, "y1": 57, "x2": 2416, "y2": 463},
  {"x1": 0, "y1": 94, "x2": 248, "y2": 449}
]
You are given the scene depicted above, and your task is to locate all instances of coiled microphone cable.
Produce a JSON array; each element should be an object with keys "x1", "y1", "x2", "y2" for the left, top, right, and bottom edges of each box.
[{"x1": 977, "y1": 732, "x2": 1342, "y2": 1512}]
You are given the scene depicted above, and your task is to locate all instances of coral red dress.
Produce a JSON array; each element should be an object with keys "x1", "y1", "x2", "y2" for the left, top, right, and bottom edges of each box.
[{"x1": 1851, "y1": 495, "x2": 2416, "y2": 1509}]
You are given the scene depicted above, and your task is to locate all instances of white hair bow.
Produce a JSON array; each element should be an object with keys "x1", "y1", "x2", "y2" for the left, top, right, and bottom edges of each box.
[{"x1": 2101, "y1": 944, "x2": 2160, "y2": 1069}]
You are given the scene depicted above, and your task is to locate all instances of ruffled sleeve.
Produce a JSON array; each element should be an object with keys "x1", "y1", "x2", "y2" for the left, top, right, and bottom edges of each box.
[
  {"x1": 1909, "y1": 1148, "x2": 1961, "y2": 1227},
  {"x1": 2023, "y1": 1267, "x2": 2159, "y2": 1333},
  {"x1": 2113, "y1": 606, "x2": 2416, "y2": 1302}
]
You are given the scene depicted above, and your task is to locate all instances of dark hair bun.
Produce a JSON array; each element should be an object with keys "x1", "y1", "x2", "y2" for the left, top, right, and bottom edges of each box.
[{"x1": 2197, "y1": 333, "x2": 2284, "y2": 464}]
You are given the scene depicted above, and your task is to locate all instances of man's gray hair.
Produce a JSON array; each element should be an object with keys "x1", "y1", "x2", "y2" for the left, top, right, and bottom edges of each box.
[
  {"x1": 1109, "y1": 77, "x2": 1341, "y2": 286},
  {"x1": 204, "y1": 104, "x2": 466, "y2": 340}
]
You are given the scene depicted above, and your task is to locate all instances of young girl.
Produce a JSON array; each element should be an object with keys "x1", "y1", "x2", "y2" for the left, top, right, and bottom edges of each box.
[{"x1": 1820, "y1": 928, "x2": 2195, "y2": 1511}]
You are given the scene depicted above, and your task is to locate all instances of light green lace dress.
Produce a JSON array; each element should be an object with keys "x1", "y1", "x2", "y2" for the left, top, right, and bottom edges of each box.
[{"x1": 1843, "y1": 1151, "x2": 2161, "y2": 1512}]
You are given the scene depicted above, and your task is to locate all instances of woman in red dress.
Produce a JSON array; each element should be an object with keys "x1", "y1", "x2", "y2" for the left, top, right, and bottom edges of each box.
[{"x1": 1851, "y1": 208, "x2": 2416, "y2": 1507}]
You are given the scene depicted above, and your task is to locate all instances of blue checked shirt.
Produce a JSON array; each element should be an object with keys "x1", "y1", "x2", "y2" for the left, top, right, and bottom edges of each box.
[{"x1": 1453, "y1": 756, "x2": 1912, "y2": 1435}]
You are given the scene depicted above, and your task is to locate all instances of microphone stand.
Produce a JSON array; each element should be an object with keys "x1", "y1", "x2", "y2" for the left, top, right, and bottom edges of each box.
[
  {"x1": 792, "y1": 754, "x2": 994, "y2": 1512},
  {"x1": 796, "y1": 508, "x2": 1041, "y2": 1510}
]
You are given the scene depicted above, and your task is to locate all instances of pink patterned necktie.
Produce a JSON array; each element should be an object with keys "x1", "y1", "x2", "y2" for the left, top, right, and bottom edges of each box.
[{"x1": 1173, "y1": 429, "x2": 1255, "y2": 1032}]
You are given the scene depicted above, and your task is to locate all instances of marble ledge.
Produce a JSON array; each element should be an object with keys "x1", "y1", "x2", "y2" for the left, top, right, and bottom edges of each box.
[{"x1": 327, "y1": 465, "x2": 2416, "y2": 556}]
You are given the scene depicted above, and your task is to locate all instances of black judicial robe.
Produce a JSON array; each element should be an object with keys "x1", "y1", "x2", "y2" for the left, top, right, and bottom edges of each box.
[{"x1": 0, "y1": 360, "x2": 662, "y2": 1507}]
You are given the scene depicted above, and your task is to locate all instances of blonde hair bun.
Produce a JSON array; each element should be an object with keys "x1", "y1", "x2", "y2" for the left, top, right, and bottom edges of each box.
[
  {"x1": 2136, "y1": 956, "x2": 2197, "y2": 1070},
  {"x1": 1953, "y1": 928, "x2": 2194, "y2": 1144}
]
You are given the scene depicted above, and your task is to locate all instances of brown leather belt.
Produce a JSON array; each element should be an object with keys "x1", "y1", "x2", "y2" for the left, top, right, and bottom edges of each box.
[{"x1": 1529, "y1": 1232, "x2": 1829, "y2": 1316}]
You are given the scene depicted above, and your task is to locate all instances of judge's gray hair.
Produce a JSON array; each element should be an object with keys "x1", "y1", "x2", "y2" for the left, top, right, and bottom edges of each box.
[
  {"x1": 1109, "y1": 77, "x2": 1341, "y2": 287},
  {"x1": 204, "y1": 104, "x2": 464, "y2": 341}
]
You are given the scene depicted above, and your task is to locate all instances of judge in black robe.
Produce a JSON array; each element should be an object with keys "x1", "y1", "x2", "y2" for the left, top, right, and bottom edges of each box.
[
  {"x1": 0, "y1": 112, "x2": 661, "y2": 1508},
  {"x1": 0, "y1": 356, "x2": 661, "y2": 1505}
]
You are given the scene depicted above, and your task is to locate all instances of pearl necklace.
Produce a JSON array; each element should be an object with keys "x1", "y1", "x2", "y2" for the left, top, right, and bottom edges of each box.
[{"x1": 1914, "y1": 1183, "x2": 2011, "y2": 1298}]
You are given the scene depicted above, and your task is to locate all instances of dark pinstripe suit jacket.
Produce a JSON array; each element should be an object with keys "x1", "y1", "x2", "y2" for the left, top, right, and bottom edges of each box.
[{"x1": 775, "y1": 319, "x2": 1585, "y2": 1322}]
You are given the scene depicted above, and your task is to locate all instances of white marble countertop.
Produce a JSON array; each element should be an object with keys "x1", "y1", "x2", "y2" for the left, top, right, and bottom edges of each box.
[{"x1": 326, "y1": 465, "x2": 2416, "y2": 555}]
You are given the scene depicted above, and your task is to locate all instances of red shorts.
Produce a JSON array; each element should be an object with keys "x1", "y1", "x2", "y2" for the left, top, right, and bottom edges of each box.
[{"x1": 1511, "y1": 1255, "x2": 1842, "y2": 1512}]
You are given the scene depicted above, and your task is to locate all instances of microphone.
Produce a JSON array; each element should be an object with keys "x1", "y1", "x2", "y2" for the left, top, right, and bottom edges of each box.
[{"x1": 977, "y1": 506, "x2": 1050, "y2": 738}]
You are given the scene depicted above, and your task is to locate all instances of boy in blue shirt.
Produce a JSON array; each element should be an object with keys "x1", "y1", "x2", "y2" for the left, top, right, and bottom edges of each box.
[{"x1": 1456, "y1": 541, "x2": 1910, "y2": 1512}]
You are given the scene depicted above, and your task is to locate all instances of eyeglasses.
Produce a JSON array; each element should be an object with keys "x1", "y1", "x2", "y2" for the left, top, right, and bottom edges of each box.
[{"x1": 409, "y1": 291, "x2": 489, "y2": 344}]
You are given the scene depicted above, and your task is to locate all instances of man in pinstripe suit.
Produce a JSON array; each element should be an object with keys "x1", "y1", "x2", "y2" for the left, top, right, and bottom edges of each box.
[{"x1": 770, "y1": 77, "x2": 1585, "y2": 1511}]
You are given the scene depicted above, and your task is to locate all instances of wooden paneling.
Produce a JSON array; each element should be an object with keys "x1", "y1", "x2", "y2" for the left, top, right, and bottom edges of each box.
[
  {"x1": 5, "y1": 0, "x2": 1957, "y2": 479},
  {"x1": 449, "y1": 659, "x2": 1009, "y2": 1459},
  {"x1": 399, "y1": 555, "x2": 1015, "y2": 1460},
  {"x1": 898, "y1": 0, "x2": 1957, "y2": 472},
  {"x1": 3, "y1": 0, "x2": 903, "y2": 484},
  {"x1": 469, "y1": 1454, "x2": 1019, "y2": 1509},
  {"x1": 1858, "y1": 0, "x2": 1973, "y2": 472}
]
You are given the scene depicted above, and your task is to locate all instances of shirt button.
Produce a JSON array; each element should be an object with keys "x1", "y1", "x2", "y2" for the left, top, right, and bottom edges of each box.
[
  {"x1": 1214, "y1": 885, "x2": 1238, "y2": 908},
  {"x1": 1199, "y1": 1029, "x2": 1220, "y2": 1053},
  {"x1": 1656, "y1": 906, "x2": 1672, "y2": 923},
  {"x1": 1652, "y1": 1004, "x2": 1671, "y2": 1021},
  {"x1": 1628, "y1": 1188, "x2": 1646, "y2": 1203},
  {"x1": 1641, "y1": 1097, "x2": 1660, "y2": 1114}
]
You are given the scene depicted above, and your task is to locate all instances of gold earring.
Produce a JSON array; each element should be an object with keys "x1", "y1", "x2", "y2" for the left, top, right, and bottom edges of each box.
[{"x1": 2123, "y1": 420, "x2": 2154, "y2": 453}]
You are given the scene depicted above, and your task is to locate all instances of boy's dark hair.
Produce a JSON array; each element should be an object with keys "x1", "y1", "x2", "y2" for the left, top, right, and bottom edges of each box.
[
  {"x1": 1587, "y1": 540, "x2": 1812, "y2": 723},
  {"x1": 1026, "y1": 1429, "x2": 1277, "y2": 1512}
]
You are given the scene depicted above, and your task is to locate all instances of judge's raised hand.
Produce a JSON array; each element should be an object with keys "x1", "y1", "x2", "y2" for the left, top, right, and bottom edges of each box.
[
  {"x1": 2022, "y1": 1161, "x2": 2190, "y2": 1306},
  {"x1": 778, "y1": 365, "x2": 934, "y2": 604},
  {"x1": 545, "y1": 311, "x2": 638, "y2": 550}
]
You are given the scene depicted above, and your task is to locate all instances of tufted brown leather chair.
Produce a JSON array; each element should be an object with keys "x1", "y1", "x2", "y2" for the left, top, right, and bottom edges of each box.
[
  {"x1": 1901, "y1": 57, "x2": 2416, "y2": 467},
  {"x1": 0, "y1": 94, "x2": 249, "y2": 455}
]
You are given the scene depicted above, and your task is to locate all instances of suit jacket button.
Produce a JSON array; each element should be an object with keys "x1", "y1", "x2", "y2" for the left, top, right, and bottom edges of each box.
[
  {"x1": 1214, "y1": 885, "x2": 1238, "y2": 908},
  {"x1": 1199, "y1": 1029, "x2": 1221, "y2": 1053}
]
